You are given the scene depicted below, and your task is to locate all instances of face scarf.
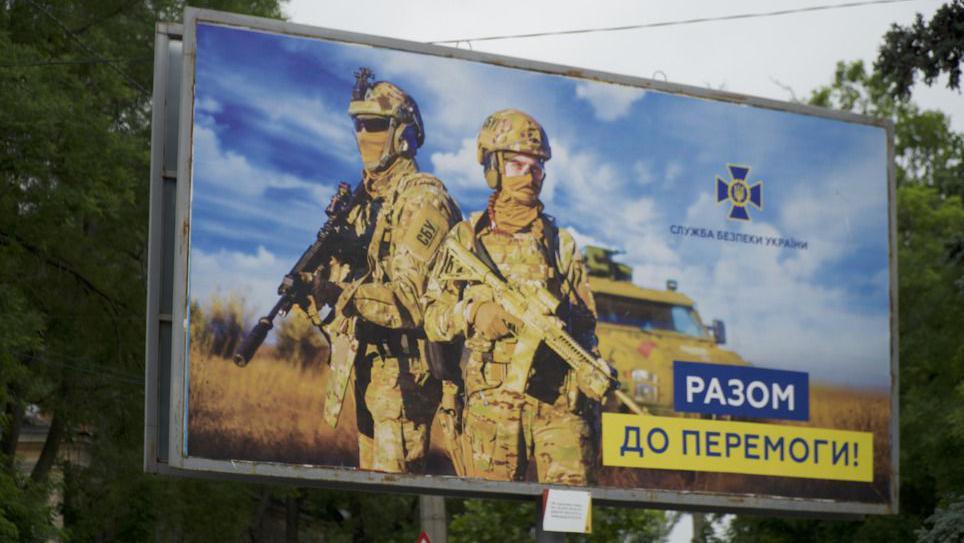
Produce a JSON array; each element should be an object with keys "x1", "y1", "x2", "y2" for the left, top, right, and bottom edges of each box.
[
  {"x1": 491, "y1": 173, "x2": 543, "y2": 234},
  {"x1": 356, "y1": 129, "x2": 389, "y2": 171}
]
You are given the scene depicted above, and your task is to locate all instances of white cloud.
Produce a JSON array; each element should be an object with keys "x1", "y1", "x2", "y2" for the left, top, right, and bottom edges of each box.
[
  {"x1": 565, "y1": 225, "x2": 610, "y2": 252},
  {"x1": 592, "y1": 162, "x2": 891, "y2": 386},
  {"x1": 664, "y1": 161, "x2": 683, "y2": 185},
  {"x1": 549, "y1": 140, "x2": 621, "y2": 208},
  {"x1": 660, "y1": 211, "x2": 890, "y2": 384},
  {"x1": 547, "y1": 140, "x2": 685, "y2": 301},
  {"x1": 196, "y1": 96, "x2": 222, "y2": 113},
  {"x1": 256, "y1": 95, "x2": 357, "y2": 159},
  {"x1": 190, "y1": 245, "x2": 288, "y2": 322},
  {"x1": 194, "y1": 118, "x2": 335, "y2": 204},
  {"x1": 632, "y1": 160, "x2": 655, "y2": 185},
  {"x1": 575, "y1": 82, "x2": 647, "y2": 121},
  {"x1": 196, "y1": 64, "x2": 357, "y2": 162},
  {"x1": 191, "y1": 118, "x2": 336, "y2": 250},
  {"x1": 429, "y1": 137, "x2": 482, "y2": 192},
  {"x1": 350, "y1": 47, "x2": 555, "y2": 143},
  {"x1": 681, "y1": 246, "x2": 890, "y2": 385}
]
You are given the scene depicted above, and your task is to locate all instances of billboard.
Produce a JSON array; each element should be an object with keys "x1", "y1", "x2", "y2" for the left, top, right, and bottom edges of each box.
[{"x1": 145, "y1": 8, "x2": 898, "y2": 515}]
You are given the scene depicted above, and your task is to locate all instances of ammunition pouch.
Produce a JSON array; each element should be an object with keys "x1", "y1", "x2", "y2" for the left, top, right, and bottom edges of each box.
[
  {"x1": 356, "y1": 322, "x2": 462, "y2": 382},
  {"x1": 357, "y1": 321, "x2": 421, "y2": 358},
  {"x1": 425, "y1": 338, "x2": 464, "y2": 382}
]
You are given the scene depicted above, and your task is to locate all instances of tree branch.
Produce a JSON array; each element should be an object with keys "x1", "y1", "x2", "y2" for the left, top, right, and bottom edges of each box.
[{"x1": 0, "y1": 230, "x2": 131, "y2": 316}]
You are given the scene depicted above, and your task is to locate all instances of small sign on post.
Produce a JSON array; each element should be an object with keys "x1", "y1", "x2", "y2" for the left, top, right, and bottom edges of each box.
[{"x1": 541, "y1": 489, "x2": 592, "y2": 534}]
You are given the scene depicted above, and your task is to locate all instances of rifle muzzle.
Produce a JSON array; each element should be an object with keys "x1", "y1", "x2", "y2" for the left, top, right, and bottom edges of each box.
[{"x1": 233, "y1": 317, "x2": 273, "y2": 367}]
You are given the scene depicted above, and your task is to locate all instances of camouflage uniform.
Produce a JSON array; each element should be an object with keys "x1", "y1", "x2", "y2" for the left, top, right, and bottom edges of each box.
[
  {"x1": 322, "y1": 73, "x2": 461, "y2": 474},
  {"x1": 424, "y1": 213, "x2": 600, "y2": 484}
]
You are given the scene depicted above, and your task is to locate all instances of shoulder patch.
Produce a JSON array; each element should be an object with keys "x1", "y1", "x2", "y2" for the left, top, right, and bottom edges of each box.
[{"x1": 400, "y1": 203, "x2": 448, "y2": 261}]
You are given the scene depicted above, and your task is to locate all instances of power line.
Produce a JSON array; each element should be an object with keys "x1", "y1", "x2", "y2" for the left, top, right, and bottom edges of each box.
[
  {"x1": 0, "y1": 57, "x2": 152, "y2": 69},
  {"x1": 22, "y1": 0, "x2": 150, "y2": 96},
  {"x1": 430, "y1": 0, "x2": 921, "y2": 44},
  {"x1": 10, "y1": 349, "x2": 144, "y2": 385}
]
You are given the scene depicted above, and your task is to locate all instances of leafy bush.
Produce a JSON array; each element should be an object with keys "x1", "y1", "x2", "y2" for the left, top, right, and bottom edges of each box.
[
  {"x1": 276, "y1": 307, "x2": 328, "y2": 369},
  {"x1": 190, "y1": 294, "x2": 248, "y2": 360}
]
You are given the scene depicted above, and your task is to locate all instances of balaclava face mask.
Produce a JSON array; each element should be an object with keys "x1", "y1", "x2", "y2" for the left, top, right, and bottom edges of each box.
[
  {"x1": 491, "y1": 169, "x2": 543, "y2": 233},
  {"x1": 356, "y1": 128, "x2": 390, "y2": 171}
]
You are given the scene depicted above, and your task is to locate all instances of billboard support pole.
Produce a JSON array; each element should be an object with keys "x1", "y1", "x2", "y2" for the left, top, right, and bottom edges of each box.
[
  {"x1": 419, "y1": 495, "x2": 447, "y2": 543},
  {"x1": 692, "y1": 513, "x2": 707, "y2": 542},
  {"x1": 535, "y1": 497, "x2": 564, "y2": 542}
]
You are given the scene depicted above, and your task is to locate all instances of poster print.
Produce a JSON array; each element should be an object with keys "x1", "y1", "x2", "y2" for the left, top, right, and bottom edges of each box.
[{"x1": 176, "y1": 13, "x2": 895, "y2": 511}]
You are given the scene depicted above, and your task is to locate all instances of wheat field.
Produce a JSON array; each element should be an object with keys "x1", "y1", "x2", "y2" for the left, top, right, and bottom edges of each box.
[{"x1": 188, "y1": 346, "x2": 454, "y2": 472}]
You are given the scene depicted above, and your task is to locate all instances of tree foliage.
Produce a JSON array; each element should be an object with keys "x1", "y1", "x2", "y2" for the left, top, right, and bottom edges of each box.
[
  {"x1": 448, "y1": 499, "x2": 673, "y2": 542},
  {"x1": 875, "y1": 0, "x2": 964, "y2": 99},
  {"x1": 916, "y1": 495, "x2": 964, "y2": 543},
  {"x1": 0, "y1": 1, "x2": 285, "y2": 540}
]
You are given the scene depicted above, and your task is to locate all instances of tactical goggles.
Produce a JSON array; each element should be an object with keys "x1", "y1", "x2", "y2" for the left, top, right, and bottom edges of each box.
[
  {"x1": 503, "y1": 155, "x2": 545, "y2": 180},
  {"x1": 352, "y1": 116, "x2": 391, "y2": 133}
]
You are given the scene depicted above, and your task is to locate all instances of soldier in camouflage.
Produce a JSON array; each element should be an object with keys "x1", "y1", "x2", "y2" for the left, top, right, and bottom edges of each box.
[
  {"x1": 424, "y1": 109, "x2": 605, "y2": 485},
  {"x1": 311, "y1": 69, "x2": 461, "y2": 474}
]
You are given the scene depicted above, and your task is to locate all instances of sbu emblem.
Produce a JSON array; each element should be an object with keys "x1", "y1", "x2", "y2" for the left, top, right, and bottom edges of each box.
[{"x1": 717, "y1": 164, "x2": 763, "y2": 221}]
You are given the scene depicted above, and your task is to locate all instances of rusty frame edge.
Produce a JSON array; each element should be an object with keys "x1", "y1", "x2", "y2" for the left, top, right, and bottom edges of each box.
[{"x1": 144, "y1": 24, "x2": 170, "y2": 474}]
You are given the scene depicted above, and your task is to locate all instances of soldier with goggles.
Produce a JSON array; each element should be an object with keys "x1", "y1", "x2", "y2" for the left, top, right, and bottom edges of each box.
[
  {"x1": 309, "y1": 69, "x2": 462, "y2": 474},
  {"x1": 424, "y1": 109, "x2": 611, "y2": 484}
]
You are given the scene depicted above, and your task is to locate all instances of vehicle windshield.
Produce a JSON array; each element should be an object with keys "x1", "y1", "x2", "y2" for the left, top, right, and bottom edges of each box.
[{"x1": 595, "y1": 293, "x2": 709, "y2": 339}]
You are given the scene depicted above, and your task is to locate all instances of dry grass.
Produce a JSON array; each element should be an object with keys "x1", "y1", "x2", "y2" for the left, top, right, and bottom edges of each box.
[
  {"x1": 188, "y1": 345, "x2": 453, "y2": 471},
  {"x1": 189, "y1": 345, "x2": 354, "y2": 466}
]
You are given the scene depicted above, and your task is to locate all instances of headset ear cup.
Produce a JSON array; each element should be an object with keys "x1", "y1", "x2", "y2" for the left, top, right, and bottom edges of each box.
[
  {"x1": 485, "y1": 168, "x2": 500, "y2": 189},
  {"x1": 394, "y1": 123, "x2": 418, "y2": 157},
  {"x1": 484, "y1": 152, "x2": 501, "y2": 189}
]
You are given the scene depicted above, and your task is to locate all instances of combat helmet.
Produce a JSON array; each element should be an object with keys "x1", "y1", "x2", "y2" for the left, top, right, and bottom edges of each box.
[
  {"x1": 476, "y1": 109, "x2": 551, "y2": 188},
  {"x1": 348, "y1": 67, "x2": 425, "y2": 171}
]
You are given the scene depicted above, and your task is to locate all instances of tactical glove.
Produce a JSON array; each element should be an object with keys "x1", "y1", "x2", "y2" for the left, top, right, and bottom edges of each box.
[{"x1": 470, "y1": 301, "x2": 523, "y2": 341}]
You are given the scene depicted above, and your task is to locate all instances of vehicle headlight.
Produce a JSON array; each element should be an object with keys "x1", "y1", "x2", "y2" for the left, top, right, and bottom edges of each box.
[
  {"x1": 631, "y1": 369, "x2": 651, "y2": 382},
  {"x1": 630, "y1": 370, "x2": 658, "y2": 402},
  {"x1": 634, "y1": 383, "x2": 658, "y2": 403}
]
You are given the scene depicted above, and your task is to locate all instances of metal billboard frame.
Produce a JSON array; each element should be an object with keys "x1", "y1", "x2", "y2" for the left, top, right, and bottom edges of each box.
[{"x1": 145, "y1": 7, "x2": 899, "y2": 517}]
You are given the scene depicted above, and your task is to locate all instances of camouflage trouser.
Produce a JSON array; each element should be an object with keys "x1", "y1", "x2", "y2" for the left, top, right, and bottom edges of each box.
[
  {"x1": 461, "y1": 386, "x2": 593, "y2": 485},
  {"x1": 354, "y1": 349, "x2": 441, "y2": 473}
]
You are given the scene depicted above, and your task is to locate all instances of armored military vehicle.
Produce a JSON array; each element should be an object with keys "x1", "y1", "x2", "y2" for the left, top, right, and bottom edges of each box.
[{"x1": 583, "y1": 246, "x2": 748, "y2": 415}]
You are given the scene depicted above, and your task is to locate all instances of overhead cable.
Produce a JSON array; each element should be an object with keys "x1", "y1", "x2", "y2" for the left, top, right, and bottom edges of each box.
[
  {"x1": 22, "y1": 0, "x2": 150, "y2": 96},
  {"x1": 430, "y1": 0, "x2": 919, "y2": 44}
]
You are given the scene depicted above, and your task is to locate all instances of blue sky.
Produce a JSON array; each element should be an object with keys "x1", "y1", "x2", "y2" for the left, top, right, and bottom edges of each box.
[{"x1": 189, "y1": 23, "x2": 891, "y2": 388}]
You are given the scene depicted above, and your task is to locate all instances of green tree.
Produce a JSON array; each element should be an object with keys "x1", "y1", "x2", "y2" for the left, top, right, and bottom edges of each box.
[
  {"x1": 448, "y1": 499, "x2": 673, "y2": 542},
  {"x1": 1, "y1": 1, "x2": 285, "y2": 540},
  {"x1": 916, "y1": 495, "x2": 964, "y2": 542},
  {"x1": 875, "y1": 0, "x2": 964, "y2": 99}
]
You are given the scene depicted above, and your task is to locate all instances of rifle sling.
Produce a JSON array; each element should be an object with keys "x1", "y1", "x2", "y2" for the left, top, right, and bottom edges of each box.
[{"x1": 471, "y1": 213, "x2": 507, "y2": 282}]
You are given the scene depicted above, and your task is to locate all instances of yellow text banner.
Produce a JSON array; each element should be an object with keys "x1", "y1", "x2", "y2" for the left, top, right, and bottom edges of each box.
[{"x1": 601, "y1": 414, "x2": 873, "y2": 482}]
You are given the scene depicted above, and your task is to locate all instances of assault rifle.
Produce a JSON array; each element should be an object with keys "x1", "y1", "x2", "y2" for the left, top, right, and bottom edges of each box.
[
  {"x1": 233, "y1": 181, "x2": 366, "y2": 366},
  {"x1": 441, "y1": 238, "x2": 646, "y2": 415}
]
